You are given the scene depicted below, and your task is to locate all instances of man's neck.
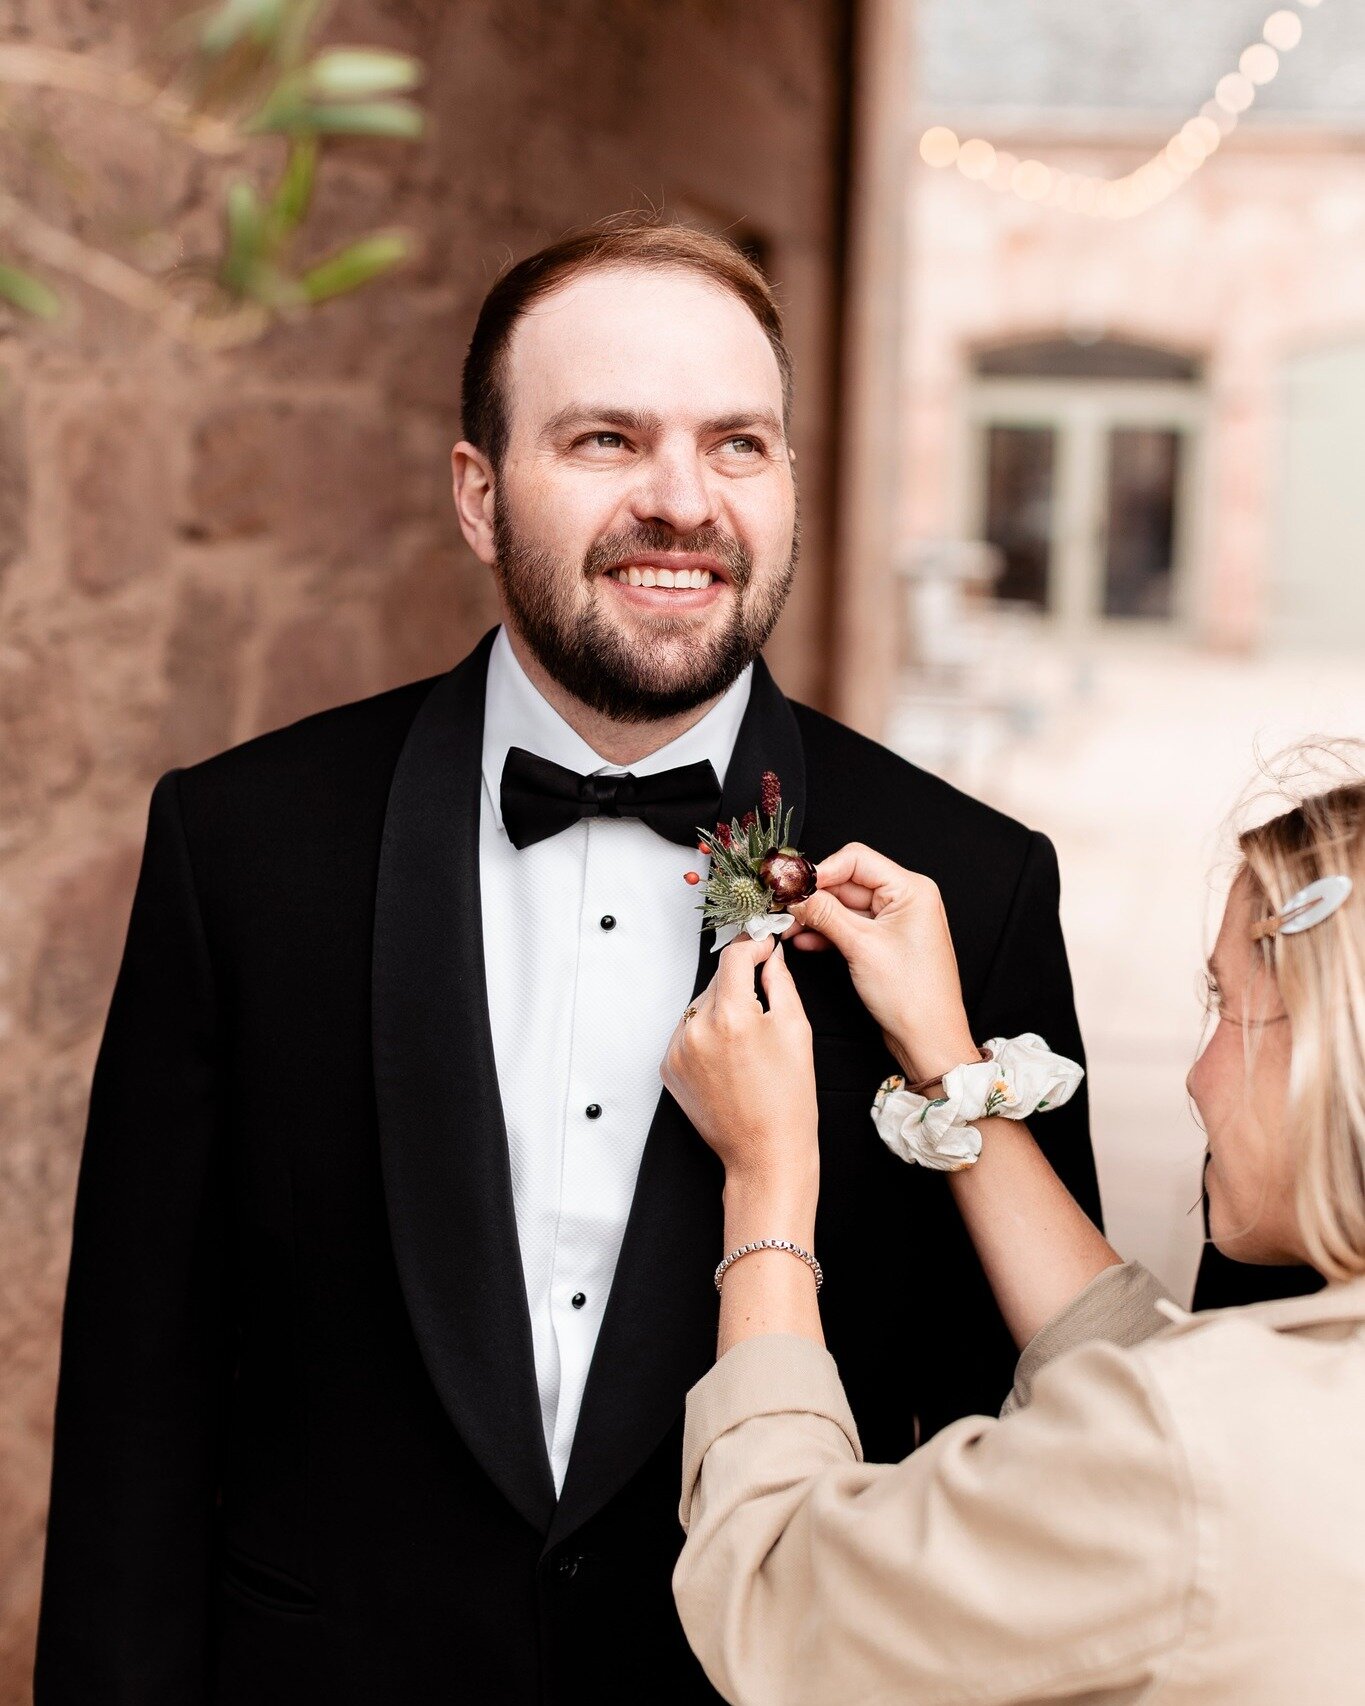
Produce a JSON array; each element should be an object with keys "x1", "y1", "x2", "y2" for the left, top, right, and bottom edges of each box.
[{"x1": 502, "y1": 623, "x2": 726, "y2": 767}]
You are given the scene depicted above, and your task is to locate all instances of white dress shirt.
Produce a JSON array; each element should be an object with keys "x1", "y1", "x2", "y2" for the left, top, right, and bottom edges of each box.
[{"x1": 479, "y1": 625, "x2": 752, "y2": 1494}]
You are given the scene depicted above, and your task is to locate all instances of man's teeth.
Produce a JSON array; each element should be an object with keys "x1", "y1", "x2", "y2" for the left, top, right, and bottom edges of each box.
[{"x1": 610, "y1": 565, "x2": 714, "y2": 589}]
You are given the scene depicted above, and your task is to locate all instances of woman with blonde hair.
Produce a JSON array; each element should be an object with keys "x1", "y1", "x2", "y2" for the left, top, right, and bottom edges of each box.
[{"x1": 665, "y1": 767, "x2": 1365, "y2": 1705}]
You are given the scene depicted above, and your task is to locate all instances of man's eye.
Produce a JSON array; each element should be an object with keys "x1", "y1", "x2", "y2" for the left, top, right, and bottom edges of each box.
[
  {"x1": 576, "y1": 432, "x2": 626, "y2": 450},
  {"x1": 722, "y1": 436, "x2": 761, "y2": 456}
]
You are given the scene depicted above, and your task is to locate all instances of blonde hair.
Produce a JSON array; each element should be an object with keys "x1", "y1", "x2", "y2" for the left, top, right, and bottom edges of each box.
[{"x1": 1237, "y1": 755, "x2": 1365, "y2": 1279}]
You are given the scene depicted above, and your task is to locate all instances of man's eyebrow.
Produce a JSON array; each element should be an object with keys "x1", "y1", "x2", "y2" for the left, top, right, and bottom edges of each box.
[
  {"x1": 699, "y1": 408, "x2": 785, "y2": 439},
  {"x1": 542, "y1": 405, "x2": 664, "y2": 438},
  {"x1": 541, "y1": 405, "x2": 785, "y2": 440}
]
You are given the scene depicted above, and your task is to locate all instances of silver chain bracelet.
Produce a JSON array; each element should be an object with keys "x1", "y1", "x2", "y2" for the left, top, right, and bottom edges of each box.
[{"x1": 714, "y1": 1239, "x2": 823, "y2": 1294}]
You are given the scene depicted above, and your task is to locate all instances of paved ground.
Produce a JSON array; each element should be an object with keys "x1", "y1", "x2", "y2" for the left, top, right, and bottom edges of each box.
[{"x1": 888, "y1": 631, "x2": 1365, "y2": 1301}]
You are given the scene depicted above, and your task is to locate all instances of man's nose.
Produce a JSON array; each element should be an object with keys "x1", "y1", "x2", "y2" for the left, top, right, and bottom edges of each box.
[{"x1": 628, "y1": 448, "x2": 719, "y2": 534}]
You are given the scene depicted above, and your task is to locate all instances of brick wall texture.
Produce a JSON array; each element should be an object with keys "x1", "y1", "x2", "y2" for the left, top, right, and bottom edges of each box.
[{"x1": 0, "y1": 1, "x2": 852, "y2": 1692}]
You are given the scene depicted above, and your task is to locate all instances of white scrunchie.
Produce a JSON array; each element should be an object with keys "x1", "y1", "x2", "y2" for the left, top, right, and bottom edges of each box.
[{"x1": 871, "y1": 1033, "x2": 1084, "y2": 1172}]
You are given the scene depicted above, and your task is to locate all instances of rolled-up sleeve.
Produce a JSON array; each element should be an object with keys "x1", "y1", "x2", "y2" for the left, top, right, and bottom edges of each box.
[
  {"x1": 675, "y1": 1332, "x2": 1194, "y2": 1706},
  {"x1": 1003, "y1": 1260, "x2": 1173, "y2": 1415}
]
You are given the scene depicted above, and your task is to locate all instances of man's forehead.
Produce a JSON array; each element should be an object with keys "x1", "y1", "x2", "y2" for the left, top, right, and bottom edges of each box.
[{"x1": 505, "y1": 265, "x2": 784, "y2": 418}]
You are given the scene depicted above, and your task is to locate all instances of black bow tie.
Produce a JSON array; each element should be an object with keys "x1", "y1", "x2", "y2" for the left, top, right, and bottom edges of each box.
[{"x1": 499, "y1": 744, "x2": 722, "y2": 851}]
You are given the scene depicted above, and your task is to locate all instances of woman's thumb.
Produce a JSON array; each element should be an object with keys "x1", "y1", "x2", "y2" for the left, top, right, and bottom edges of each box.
[
  {"x1": 789, "y1": 887, "x2": 859, "y2": 955},
  {"x1": 761, "y1": 939, "x2": 803, "y2": 1014}
]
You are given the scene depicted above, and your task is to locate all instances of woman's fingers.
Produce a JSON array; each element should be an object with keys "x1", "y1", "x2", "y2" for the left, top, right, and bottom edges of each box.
[
  {"x1": 787, "y1": 887, "x2": 864, "y2": 956},
  {"x1": 714, "y1": 933, "x2": 776, "y2": 1010},
  {"x1": 817, "y1": 880, "x2": 876, "y2": 915},
  {"x1": 813, "y1": 841, "x2": 908, "y2": 897},
  {"x1": 760, "y1": 941, "x2": 807, "y2": 1024},
  {"x1": 787, "y1": 927, "x2": 833, "y2": 952}
]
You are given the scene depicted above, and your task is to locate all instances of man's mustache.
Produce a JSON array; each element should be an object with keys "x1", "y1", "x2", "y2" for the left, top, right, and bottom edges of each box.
[{"x1": 583, "y1": 527, "x2": 752, "y2": 591}]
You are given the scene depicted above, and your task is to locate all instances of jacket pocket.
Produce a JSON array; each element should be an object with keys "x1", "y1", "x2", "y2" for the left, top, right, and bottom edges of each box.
[{"x1": 219, "y1": 1545, "x2": 319, "y2": 1617}]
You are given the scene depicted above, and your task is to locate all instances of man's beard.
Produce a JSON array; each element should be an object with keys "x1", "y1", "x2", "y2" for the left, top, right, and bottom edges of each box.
[{"x1": 490, "y1": 507, "x2": 799, "y2": 723}]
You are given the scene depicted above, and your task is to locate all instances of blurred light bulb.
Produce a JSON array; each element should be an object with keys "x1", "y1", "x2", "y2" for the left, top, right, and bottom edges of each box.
[
  {"x1": 1263, "y1": 10, "x2": 1302, "y2": 50},
  {"x1": 1048, "y1": 173, "x2": 1077, "y2": 208},
  {"x1": 986, "y1": 149, "x2": 1019, "y2": 191},
  {"x1": 957, "y1": 138, "x2": 996, "y2": 180},
  {"x1": 1240, "y1": 42, "x2": 1279, "y2": 83},
  {"x1": 1182, "y1": 116, "x2": 1222, "y2": 156},
  {"x1": 1165, "y1": 137, "x2": 1198, "y2": 172},
  {"x1": 1215, "y1": 71, "x2": 1255, "y2": 112},
  {"x1": 1012, "y1": 159, "x2": 1053, "y2": 200},
  {"x1": 1073, "y1": 177, "x2": 1101, "y2": 215},
  {"x1": 919, "y1": 127, "x2": 960, "y2": 168}
]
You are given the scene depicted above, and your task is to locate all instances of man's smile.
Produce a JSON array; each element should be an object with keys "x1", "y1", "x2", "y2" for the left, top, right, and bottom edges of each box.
[{"x1": 597, "y1": 550, "x2": 731, "y2": 610}]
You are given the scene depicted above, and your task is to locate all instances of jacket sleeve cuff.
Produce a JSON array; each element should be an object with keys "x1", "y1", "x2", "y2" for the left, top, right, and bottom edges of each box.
[
  {"x1": 680, "y1": 1334, "x2": 862, "y2": 1530},
  {"x1": 1003, "y1": 1261, "x2": 1173, "y2": 1415}
]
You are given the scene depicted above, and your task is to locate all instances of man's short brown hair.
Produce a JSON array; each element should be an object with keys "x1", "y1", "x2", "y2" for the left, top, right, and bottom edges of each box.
[{"x1": 460, "y1": 214, "x2": 793, "y2": 468}]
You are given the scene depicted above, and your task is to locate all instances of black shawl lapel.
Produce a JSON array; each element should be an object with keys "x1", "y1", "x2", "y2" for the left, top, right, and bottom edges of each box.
[
  {"x1": 549, "y1": 654, "x2": 807, "y2": 1545},
  {"x1": 372, "y1": 628, "x2": 557, "y2": 1535}
]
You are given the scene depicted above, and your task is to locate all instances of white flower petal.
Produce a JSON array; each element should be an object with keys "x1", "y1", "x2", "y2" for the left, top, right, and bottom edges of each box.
[{"x1": 709, "y1": 912, "x2": 796, "y2": 952}]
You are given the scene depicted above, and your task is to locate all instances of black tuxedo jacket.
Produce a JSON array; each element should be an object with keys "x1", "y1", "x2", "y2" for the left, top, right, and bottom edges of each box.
[{"x1": 35, "y1": 629, "x2": 1101, "y2": 1705}]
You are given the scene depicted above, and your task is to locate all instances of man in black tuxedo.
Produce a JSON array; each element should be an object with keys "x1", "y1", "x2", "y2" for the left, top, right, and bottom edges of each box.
[{"x1": 35, "y1": 218, "x2": 1101, "y2": 1705}]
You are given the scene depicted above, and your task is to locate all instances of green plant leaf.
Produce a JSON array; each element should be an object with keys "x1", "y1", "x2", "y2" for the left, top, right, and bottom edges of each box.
[
  {"x1": 304, "y1": 48, "x2": 423, "y2": 98},
  {"x1": 268, "y1": 136, "x2": 317, "y2": 236},
  {"x1": 220, "y1": 178, "x2": 264, "y2": 293},
  {"x1": 198, "y1": 0, "x2": 288, "y2": 56},
  {"x1": 297, "y1": 230, "x2": 409, "y2": 302},
  {"x1": 246, "y1": 97, "x2": 424, "y2": 138},
  {"x1": 0, "y1": 262, "x2": 60, "y2": 320}
]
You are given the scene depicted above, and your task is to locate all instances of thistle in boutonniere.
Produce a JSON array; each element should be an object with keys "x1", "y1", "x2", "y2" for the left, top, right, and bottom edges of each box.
[{"x1": 691, "y1": 769, "x2": 817, "y2": 950}]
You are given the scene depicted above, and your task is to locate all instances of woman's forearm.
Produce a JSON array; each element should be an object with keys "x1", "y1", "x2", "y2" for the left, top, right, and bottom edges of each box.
[
  {"x1": 716, "y1": 1162, "x2": 824, "y2": 1358},
  {"x1": 947, "y1": 1117, "x2": 1122, "y2": 1349}
]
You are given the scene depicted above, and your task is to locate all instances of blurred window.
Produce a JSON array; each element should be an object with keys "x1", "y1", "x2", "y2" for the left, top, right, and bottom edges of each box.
[
  {"x1": 964, "y1": 340, "x2": 1204, "y2": 630},
  {"x1": 1103, "y1": 427, "x2": 1182, "y2": 619},
  {"x1": 983, "y1": 425, "x2": 1056, "y2": 609}
]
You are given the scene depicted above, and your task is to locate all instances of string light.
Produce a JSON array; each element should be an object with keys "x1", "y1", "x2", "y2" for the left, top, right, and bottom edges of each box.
[
  {"x1": 918, "y1": 2, "x2": 1320, "y2": 221},
  {"x1": 957, "y1": 137, "x2": 996, "y2": 179},
  {"x1": 919, "y1": 126, "x2": 960, "y2": 168},
  {"x1": 1263, "y1": 10, "x2": 1303, "y2": 49},
  {"x1": 1239, "y1": 42, "x2": 1280, "y2": 82}
]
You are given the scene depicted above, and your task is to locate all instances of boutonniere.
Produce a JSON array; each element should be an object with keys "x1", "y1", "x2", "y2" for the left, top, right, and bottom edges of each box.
[{"x1": 685, "y1": 769, "x2": 817, "y2": 951}]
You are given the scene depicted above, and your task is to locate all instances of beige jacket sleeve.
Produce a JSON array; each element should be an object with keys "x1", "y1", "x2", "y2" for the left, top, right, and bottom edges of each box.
[
  {"x1": 676, "y1": 1301, "x2": 1194, "y2": 1706},
  {"x1": 1003, "y1": 1259, "x2": 1174, "y2": 1414}
]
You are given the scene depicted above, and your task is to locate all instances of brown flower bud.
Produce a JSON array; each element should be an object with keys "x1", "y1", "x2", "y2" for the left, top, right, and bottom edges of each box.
[
  {"x1": 758, "y1": 847, "x2": 817, "y2": 905},
  {"x1": 760, "y1": 770, "x2": 782, "y2": 816}
]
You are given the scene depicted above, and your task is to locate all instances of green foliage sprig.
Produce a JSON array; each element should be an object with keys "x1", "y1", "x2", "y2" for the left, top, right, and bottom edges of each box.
[{"x1": 0, "y1": 0, "x2": 426, "y2": 339}]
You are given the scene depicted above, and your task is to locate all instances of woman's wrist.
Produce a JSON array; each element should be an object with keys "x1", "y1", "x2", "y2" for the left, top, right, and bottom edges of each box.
[
  {"x1": 722, "y1": 1154, "x2": 819, "y2": 1248},
  {"x1": 888, "y1": 1019, "x2": 978, "y2": 1088}
]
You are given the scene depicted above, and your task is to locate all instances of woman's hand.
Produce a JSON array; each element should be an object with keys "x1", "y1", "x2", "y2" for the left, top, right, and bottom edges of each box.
[
  {"x1": 788, "y1": 844, "x2": 976, "y2": 1086},
  {"x1": 664, "y1": 935, "x2": 824, "y2": 1356},
  {"x1": 661, "y1": 935, "x2": 819, "y2": 1196}
]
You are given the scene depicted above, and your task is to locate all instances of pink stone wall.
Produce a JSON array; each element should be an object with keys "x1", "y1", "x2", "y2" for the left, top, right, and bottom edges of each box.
[
  {"x1": 902, "y1": 130, "x2": 1365, "y2": 648},
  {"x1": 0, "y1": 2, "x2": 853, "y2": 1691}
]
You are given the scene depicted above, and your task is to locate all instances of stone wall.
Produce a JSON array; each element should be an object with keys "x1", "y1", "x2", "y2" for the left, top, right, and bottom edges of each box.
[{"x1": 0, "y1": 0, "x2": 853, "y2": 1691}]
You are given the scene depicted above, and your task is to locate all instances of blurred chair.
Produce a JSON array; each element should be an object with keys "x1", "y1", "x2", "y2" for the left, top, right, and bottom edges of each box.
[{"x1": 886, "y1": 537, "x2": 1051, "y2": 786}]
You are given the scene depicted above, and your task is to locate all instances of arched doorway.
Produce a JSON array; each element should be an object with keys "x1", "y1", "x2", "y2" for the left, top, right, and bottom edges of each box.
[{"x1": 958, "y1": 336, "x2": 1207, "y2": 630}]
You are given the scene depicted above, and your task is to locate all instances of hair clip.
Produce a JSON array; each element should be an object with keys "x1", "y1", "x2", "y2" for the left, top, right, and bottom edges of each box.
[{"x1": 1249, "y1": 874, "x2": 1354, "y2": 941}]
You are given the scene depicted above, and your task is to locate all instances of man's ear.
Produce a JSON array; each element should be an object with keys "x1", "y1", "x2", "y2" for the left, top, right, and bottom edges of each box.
[{"x1": 451, "y1": 441, "x2": 497, "y2": 566}]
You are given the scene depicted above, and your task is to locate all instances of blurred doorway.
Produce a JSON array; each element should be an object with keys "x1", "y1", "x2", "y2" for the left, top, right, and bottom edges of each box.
[
  {"x1": 959, "y1": 338, "x2": 1206, "y2": 629},
  {"x1": 1274, "y1": 335, "x2": 1365, "y2": 652}
]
